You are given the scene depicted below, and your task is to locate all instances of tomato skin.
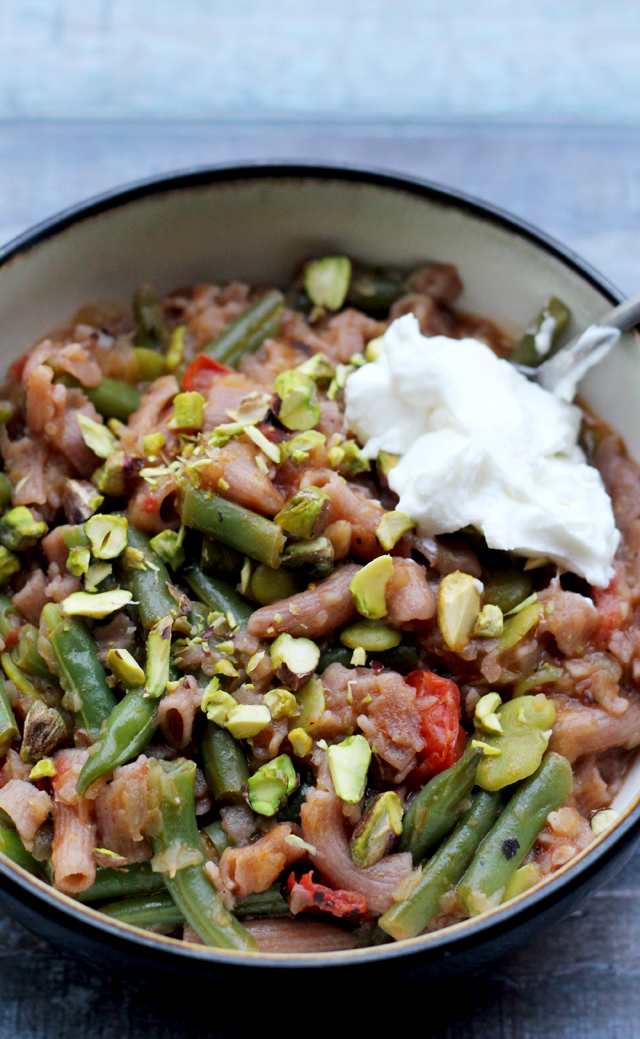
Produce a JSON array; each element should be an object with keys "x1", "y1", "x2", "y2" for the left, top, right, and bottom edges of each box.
[
  {"x1": 286, "y1": 871, "x2": 368, "y2": 920},
  {"x1": 407, "y1": 669, "x2": 462, "y2": 781},
  {"x1": 182, "y1": 354, "x2": 231, "y2": 394}
]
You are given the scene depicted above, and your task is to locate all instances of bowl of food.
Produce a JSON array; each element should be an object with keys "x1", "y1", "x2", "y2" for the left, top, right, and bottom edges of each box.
[{"x1": 0, "y1": 163, "x2": 638, "y2": 983}]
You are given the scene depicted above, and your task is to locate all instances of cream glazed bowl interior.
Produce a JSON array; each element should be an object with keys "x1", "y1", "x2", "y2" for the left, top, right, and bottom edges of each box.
[{"x1": 0, "y1": 164, "x2": 639, "y2": 984}]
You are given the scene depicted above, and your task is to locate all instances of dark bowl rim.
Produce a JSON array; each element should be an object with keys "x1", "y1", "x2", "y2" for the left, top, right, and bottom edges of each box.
[{"x1": 0, "y1": 159, "x2": 633, "y2": 972}]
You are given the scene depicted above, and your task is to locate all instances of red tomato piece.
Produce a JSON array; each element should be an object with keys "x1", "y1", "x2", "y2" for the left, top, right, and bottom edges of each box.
[
  {"x1": 287, "y1": 871, "x2": 368, "y2": 921},
  {"x1": 182, "y1": 354, "x2": 232, "y2": 394},
  {"x1": 407, "y1": 669, "x2": 462, "y2": 781}
]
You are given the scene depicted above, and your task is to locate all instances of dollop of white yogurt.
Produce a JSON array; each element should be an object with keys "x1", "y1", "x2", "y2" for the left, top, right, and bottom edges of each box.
[{"x1": 344, "y1": 314, "x2": 619, "y2": 587}]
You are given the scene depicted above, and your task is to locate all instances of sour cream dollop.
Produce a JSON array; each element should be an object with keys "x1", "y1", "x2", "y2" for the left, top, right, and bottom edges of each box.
[{"x1": 344, "y1": 314, "x2": 619, "y2": 587}]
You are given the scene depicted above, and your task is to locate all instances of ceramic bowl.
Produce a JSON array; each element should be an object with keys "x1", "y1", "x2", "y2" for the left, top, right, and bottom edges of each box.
[{"x1": 0, "y1": 164, "x2": 638, "y2": 983}]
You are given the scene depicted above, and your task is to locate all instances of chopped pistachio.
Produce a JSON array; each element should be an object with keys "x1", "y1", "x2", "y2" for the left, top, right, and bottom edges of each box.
[
  {"x1": 85, "y1": 513, "x2": 128, "y2": 559},
  {"x1": 218, "y1": 477, "x2": 230, "y2": 491},
  {"x1": 107, "y1": 647, "x2": 145, "y2": 687},
  {"x1": 286, "y1": 834, "x2": 317, "y2": 855},
  {"x1": 327, "y1": 735, "x2": 372, "y2": 804},
  {"x1": 327, "y1": 438, "x2": 370, "y2": 476},
  {"x1": 350, "y1": 791, "x2": 403, "y2": 868},
  {"x1": 475, "y1": 694, "x2": 556, "y2": 790},
  {"x1": 245, "y1": 754, "x2": 298, "y2": 816},
  {"x1": 474, "y1": 603, "x2": 504, "y2": 638},
  {"x1": 201, "y1": 681, "x2": 237, "y2": 726},
  {"x1": 376, "y1": 511, "x2": 416, "y2": 551},
  {"x1": 281, "y1": 430, "x2": 326, "y2": 464},
  {"x1": 270, "y1": 632, "x2": 320, "y2": 692},
  {"x1": 84, "y1": 562, "x2": 112, "y2": 592},
  {"x1": 437, "y1": 571, "x2": 481, "y2": 652},
  {"x1": 166, "y1": 325, "x2": 186, "y2": 372},
  {"x1": 365, "y1": 335, "x2": 385, "y2": 362},
  {"x1": 61, "y1": 589, "x2": 132, "y2": 619},
  {"x1": 501, "y1": 862, "x2": 542, "y2": 903},
  {"x1": 304, "y1": 256, "x2": 352, "y2": 311},
  {"x1": 63, "y1": 479, "x2": 104, "y2": 524},
  {"x1": 168, "y1": 391, "x2": 205, "y2": 431},
  {"x1": 29, "y1": 758, "x2": 57, "y2": 780},
  {"x1": 92, "y1": 450, "x2": 129, "y2": 497},
  {"x1": 281, "y1": 537, "x2": 334, "y2": 579},
  {"x1": 339, "y1": 617, "x2": 402, "y2": 652},
  {"x1": 145, "y1": 615, "x2": 172, "y2": 698},
  {"x1": 21, "y1": 701, "x2": 66, "y2": 762},
  {"x1": 239, "y1": 557, "x2": 253, "y2": 597},
  {"x1": 77, "y1": 414, "x2": 117, "y2": 458},
  {"x1": 150, "y1": 528, "x2": 185, "y2": 571},
  {"x1": 0, "y1": 506, "x2": 46, "y2": 551},
  {"x1": 67, "y1": 545, "x2": 91, "y2": 577},
  {"x1": 376, "y1": 450, "x2": 400, "y2": 484},
  {"x1": 474, "y1": 692, "x2": 503, "y2": 735},
  {"x1": 0, "y1": 546, "x2": 24, "y2": 585},
  {"x1": 143, "y1": 432, "x2": 166, "y2": 457},
  {"x1": 349, "y1": 555, "x2": 395, "y2": 620},
  {"x1": 213, "y1": 659, "x2": 240, "y2": 678},
  {"x1": 275, "y1": 486, "x2": 331, "y2": 540},
  {"x1": 273, "y1": 370, "x2": 321, "y2": 432},
  {"x1": 591, "y1": 809, "x2": 618, "y2": 836},
  {"x1": 523, "y1": 555, "x2": 550, "y2": 571},
  {"x1": 296, "y1": 352, "x2": 335, "y2": 384},
  {"x1": 498, "y1": 602, "x2": 543, "y2": 653},
  {"x1": 288, "y1": 727, "x2": 313, "y2": 757},
  {"x1": 224, "y1": 703, "x2": 271, "y2": 739},
  {"x1": 505, "y1": 592, "x2": 538, "y2": 616},
  {"x1": 471, "y1": 739, "x2": 503, "y2": 757},
  {"x1": 243, "y1": 424, "x2": 281, "y2": 464},
  {"x1": 246, "y1": 650, "x2": 265, "y2": 674},
  {"x1": 351, "y1": 647, "x2": 366, "y2": 666},
  {"x1": 295, "y1": 675, "x2": 325, "y2": 734},
  {"x1": 327, "y1": 363, "x2": 354, "y2": 401},
  {"x1": 263, "y1": 688, "x2": 298, "y2": 719}
]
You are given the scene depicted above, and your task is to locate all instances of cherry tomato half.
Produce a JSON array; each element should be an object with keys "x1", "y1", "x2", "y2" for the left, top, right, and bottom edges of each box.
[
  {"x1": 181, "y1": 354, "x2": 231, "y2": 394},
  {"x1": 407, "y1": 669, "x2": 462, "y2": 781}
]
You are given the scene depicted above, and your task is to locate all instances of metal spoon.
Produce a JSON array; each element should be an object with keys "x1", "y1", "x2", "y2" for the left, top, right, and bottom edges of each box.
[{"x1": 515, "y1": 288, "x2": 640, "y2": 400}]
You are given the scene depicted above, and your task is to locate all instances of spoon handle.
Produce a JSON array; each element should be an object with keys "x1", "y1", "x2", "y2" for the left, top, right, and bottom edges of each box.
[{"x1": 596, "y1": 288, "x2": 640, "y2": 333}]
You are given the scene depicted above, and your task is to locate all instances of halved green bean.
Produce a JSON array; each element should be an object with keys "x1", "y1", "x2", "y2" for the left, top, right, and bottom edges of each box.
[
  {"x1": 0, "y1": 593, "x2": 21, "y2": 637},
  {"x1": 400, "y1": 746, "x2": 482, "y2": 864},
  {"x1": 76, "y1": 862, "x2": 165, "y2": 903},
  {"x1": 205, "y1": 290, "x2": 284, "y2": 366},
  {"x1": 12, "y1": 623, "x2": 57, "y2": 681},
  {"x1": 133, "y1": 283, "x2": 166, "y2": 350},
  {"x1": 379, "y1": 790, "x2": 501, "y2": 940},
  {"x1": 122, "y1": 526, "x2": 177, "y2": 631},
  {"x1": 86, "y1": 379, "x2": 142, "y2": 423},
  {"x1": 184, "y1": 566, "x2": 253, "y2": 625},
  {"x1": 0, "y1": 674, "x2": 18, "y2": 756},
  {"x1": 101, "y1": 891, "x2": 184, "y2": 933},
  {"x1": 147, "y1": 757, "x2": 257, "y2": 950},
  {"x1": 459, "y1": 751, "x2": 573, "y2": 916},
  {"x1": 182, "y1": 487, "x2": 286, "y2": 569},
  {"x1": 0, "y1": 824, "x2": 41, "y2": 874},
  {"x1": 201, "y1": 722, "x2": 250, "y2": 805},
  {"x1": 510, "y1": 297, "x2": 571, "y2": 368},
  {"x1": 202, "y1": 820, "x2": 231, "y2": 859},
  {"x1": 42, "y1": 603, "x2": 116, "y2": 739},
  {"x1": 76, "y1": 687, "x2": 159, "y2": 796}
]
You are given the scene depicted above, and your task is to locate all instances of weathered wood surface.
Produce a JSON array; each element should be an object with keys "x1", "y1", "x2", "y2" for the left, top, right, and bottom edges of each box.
[{"x1": 0, "y1": 118, "x2": 639, "y2": 1036}]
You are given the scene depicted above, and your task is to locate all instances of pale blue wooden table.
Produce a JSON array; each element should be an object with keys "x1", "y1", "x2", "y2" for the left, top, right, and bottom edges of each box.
[{"x1": 0, "y1": 118, "x2": 639, "y2": 1037}]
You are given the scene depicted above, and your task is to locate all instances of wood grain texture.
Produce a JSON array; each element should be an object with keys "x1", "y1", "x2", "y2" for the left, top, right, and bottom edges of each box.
[
  {"x1": 0, "y1": 1, "x2": 640, "y2": 120},
  {"x1": 0, "y1": 118, "x2": 639, "y2": 1036}
]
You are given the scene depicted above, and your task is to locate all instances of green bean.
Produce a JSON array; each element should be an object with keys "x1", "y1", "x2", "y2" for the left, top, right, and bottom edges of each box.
[
  {"x1": 182, "y1": 487, "x2": 286, "y2": 570},
  {"x1": 122, "y1": 526, "x2": 177, "y2": 631},
  {"x1": 12, "y1": 623, "x2": 57, "y2": 680},
  {"x1": 379, "y1": 789, "x2": 501, "y2": 940},
  {"x1": 76, "y1": 862, "x2": 166, "y2": 903},
  {"x1": 205, "y1": 290, "x2": 284, "y2": 366},
  {"x1": 147, "y1": 757, "x2": 257, "y2": 950},
  {"x1": 133, "y1": 346, "x2": 167, "y2": 381},
  {"x1": 201, "y1": 722, "x2": 250, "y2": 805},
  {"x1": 86, "y1": 379, "x2": 142, "y2": 423},
  {"x1": 483, "y1": 570, "x2": 533, "y2": 614},
  {"x1": 101, "y1": 891, "x2": 183, "y2": 933},
  {"x1": 317, "y1": 645, "x2": 353, "y2": 671},
  {"x1": 1, "y1": 652, "x2": 43, "y2": 702},
  {"x1": 234, "y1": 884, "x2": 291, "y2": 919},
  {"x1": 459, "y1": 751, "x2": 573, "y2": 916},
  {"x1": 0, "y1": 593, "x2": 21, "y2": 637},
  {"x1": 0, "y1": 824, "x2": 41, "y2": 874},
  {"x1": 200, "y1": 537, "x2": 243, "y2": 574},
  {"x1": 42, "y1": 603, "x2": 116, "y2": 739},
  {"x1": 510, "y1": 297, "x2": 571, "y2": 368},
  {"x1": 76, "y1": 687, "x2": 159, "y2": 796},
  {"x1": 183, "y1": 566, "x2": 253, "y2": 625},
  {"x1": 0, "y1": 473, "x2": 12, "y2": 508},
  {"x1": 202, "y1": 820, "x2": 231, "y2": 859},
  {"x1": 345, "y1": 266, "x2": 406, "y2": 316},
  {"x1": 400, "y1": 746, "x2": 482, "y2": 864},
  {"x1": 133, "y1": 283, "x2": 166, "y2": 350},
  {"x1": 0, "y1": 674, "x2": 18, "y2": 756}
]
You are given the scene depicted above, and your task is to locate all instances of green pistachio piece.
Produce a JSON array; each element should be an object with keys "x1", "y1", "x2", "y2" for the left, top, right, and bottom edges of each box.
[
  {"x1": 437, "y1": 571, "x2": 481, "y2": 652},
  {"x1": 107, "y1": 647, "x2": 146, "y2": 688},
  {"x1": 327, "y1": 734, "x2": 372, "y2": 804},
  {"x1": 275, "y1": 487, "x2": 331, "y2": 540},
  {"x1": 224, "y1": 703, "x2": 271, "y2": 739},
  {"x1": 85, "y1": 514, "x2": 128, "y2": 560},
  {"x1": 270, "y1": 632, "x2": 320, "y2": 692},
  {"x1": 590, "y1": 809, "x2": 618, "y2": 836},
  {"x1": 263, "y1": 688, "x2": 299, "y2": 720},
  {"x1": 474, "y1": 692, "x2": 503, "y2": 735},
  {"x1": 327, "y1": 439, "x2": 371, "y2": 476},
  {"x1": 67, "y1": 546, "x2": 91, "y2": 577},
  {"x1": 0, "y1": 547, "x2": 19, "y2": 586},
  {"x1": 142, "y1": 432, "x2": 166, "y2": 457},
  {"x1": 281, "y1": 537, "x2": 334, "y2": 579},
  {"x1": 349, "y1": 791, "x2": 403, "y2": 868},
  {"x1": 475, "y1": 693, "x2": 556, "y2": 791},
  {"x1": 145, "y1": 615, "x2": 172, "y2": 699},
  {"x1": 273, "y1": 370, "x2": 321, "y2": 432},
  {"x1": 0, "y1": 506, "x2": 46, "y2": 552},
  {"x1": 349, "y1": 555, "x2": 395, "y2": 620},
  {"x1": 250, "y1": 564, "x2": 299, "y2": 606},
  {"x1": 280, "y1": 430, "x2": 326, "y2": 465},
  {"x1": 365, "y1": 336, "x2": 385, "y2": 362},
  {"x1": 149, "y1": 528, "x2": 185, "y2": 571},
  {"x1": 294, "y1": 675, "x2": 325, "y2": 734},
  {"x1": 474, "y1": 603, "x2": 504, "y2": 638},
  {"x1": 339, "y1": 617, "x2": 402, "y2": 652},
  {"x1": 501, "y1": 862, "x2": 542, "y2": 902},
  {"x1": 245, "y1": 754, "x2": 298, "y2": 817},
  {"x1": 63, "y1": 480, "x2": 104, "y2": 524},
  {"x1": 498, "y1": 602, "x2": 543, "y2": 654},
  {"x1": 304, "y1": 256, "x2": 352, "y2": 311},
  {"x1": 296, "y1": 353, "x2": 336, "y2": 384},
  {"x1": 376, "y1": 511, "x2": 416, "y2": 551},
  {"x1": 20, "y1": 701, "x2": 66, "y2": 763},
  {"x1": 168, "y1": 391, "x2": 205, "y2": 431},
  {"x1": 77, "y1": 414, "x2": 117, "y2": 459},
  {"x1": 91, "y1": 450, "x2": 129, "y2": 497},
  {"x1": 61, "y1": 589, "x2": 132, "y2": 619}
]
